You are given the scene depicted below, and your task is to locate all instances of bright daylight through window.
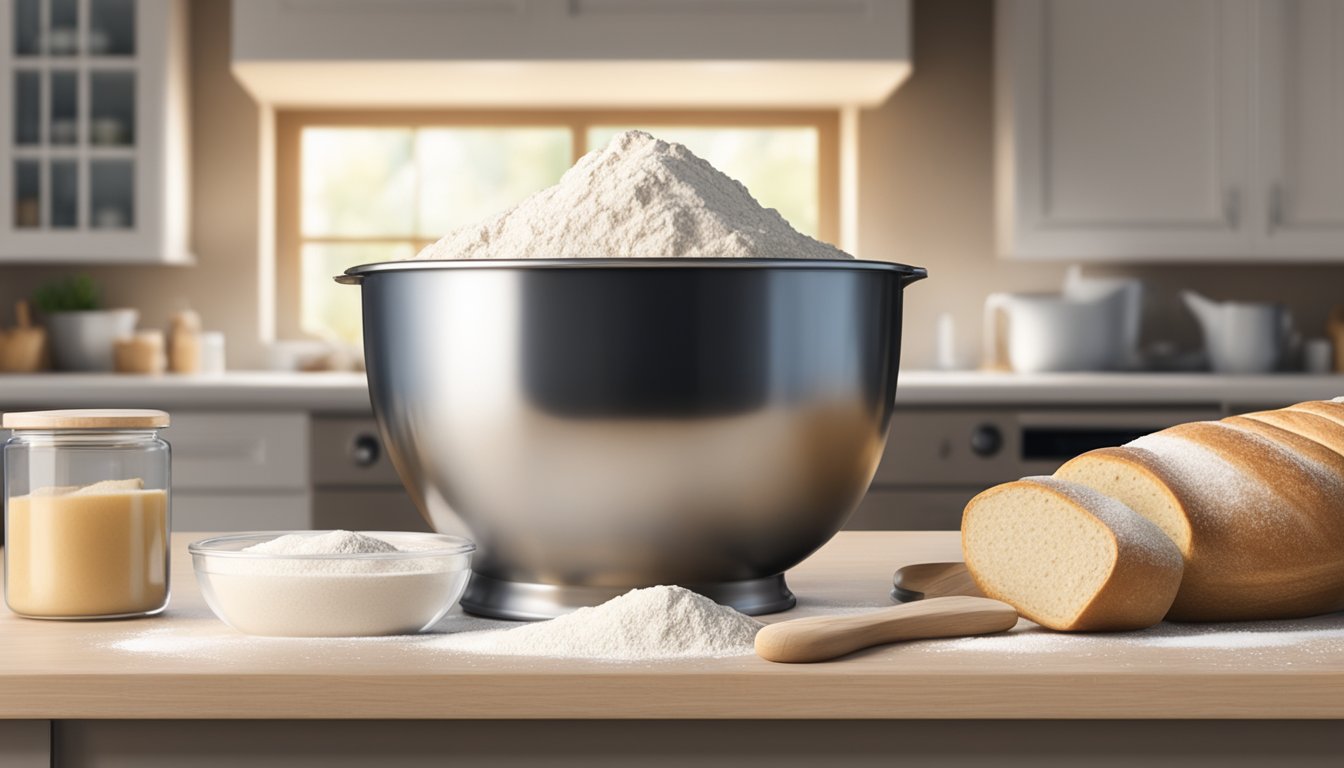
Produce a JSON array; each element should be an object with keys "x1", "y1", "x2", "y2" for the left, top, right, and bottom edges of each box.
[{"x1": 289, "y1": 118, "x2": 830, "y2": 344}]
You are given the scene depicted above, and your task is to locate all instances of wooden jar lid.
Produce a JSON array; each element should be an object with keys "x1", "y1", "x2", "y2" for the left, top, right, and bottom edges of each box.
[{"x1": 1, "y1": 409, "x2": 170, "y2": 430}]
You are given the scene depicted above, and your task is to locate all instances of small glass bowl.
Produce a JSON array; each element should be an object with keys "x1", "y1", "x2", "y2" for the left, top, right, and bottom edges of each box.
[{"x1": 188, "y1": 531, "x2": 475, "y2": 637}]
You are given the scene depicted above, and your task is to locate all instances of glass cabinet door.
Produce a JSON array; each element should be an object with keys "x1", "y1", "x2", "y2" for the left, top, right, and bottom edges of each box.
[{"x1": 9, "y1": 0, "x2": 137, "y2": 232}]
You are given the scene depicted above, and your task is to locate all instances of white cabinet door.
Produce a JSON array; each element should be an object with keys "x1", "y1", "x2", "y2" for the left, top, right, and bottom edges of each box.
[
  {"x1": 0, "y1": 0, "x2": 191, "y2": 264},
  {"x1": 1257, "y1": 0, "x2": 1344, "y2": 257},
  {"x1": 997, "y1": 0, "x2": 1255, "y2": 260},
  {"x1": 164, "y1": 411, "x2": 309, "y2": 531},
  {"x1": 165, "y1": 412, "x2": 308, "y2": 491}
]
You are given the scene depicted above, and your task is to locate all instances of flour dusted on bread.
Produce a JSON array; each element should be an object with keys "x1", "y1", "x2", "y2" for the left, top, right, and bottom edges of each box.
[
  {"x1": 413, "y1": 130, "x2": 852, "y2": 261},
  {"x1": 961, "y1": 476, "x2": 1183, "y2": 632}
]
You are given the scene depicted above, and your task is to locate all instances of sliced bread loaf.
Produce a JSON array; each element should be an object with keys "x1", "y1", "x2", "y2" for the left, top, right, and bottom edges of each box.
[
  {"x1": 1057, "y1": 420, "x2": 1344, "y2": 621},
  {"x1": 1286, "y1": 399, "x2": 1344, "y2": 429},
  {"x1": 1233, "y1": 408, "x2": 1344, "y2": 458},
  {"x1": 961, "y1": 476, "x2": 1183, "y2": 631}
]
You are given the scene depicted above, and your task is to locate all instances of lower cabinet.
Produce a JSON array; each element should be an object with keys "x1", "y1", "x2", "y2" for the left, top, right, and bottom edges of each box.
[
  {"x1": 172, "y1": 492, "x2": 310, "y2": 532},
  {"x1": 310, "y1": 489, "x2": 429, "y2": 533},
  {"x1": 164, "y1": 411, "x2": 311, "y2": 531},
  {"x1": 846, "y1": 489, "x2": 976, "y2": 531}
]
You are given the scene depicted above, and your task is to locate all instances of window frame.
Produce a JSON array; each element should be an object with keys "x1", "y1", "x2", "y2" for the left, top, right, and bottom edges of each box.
[{"x1": 275, "y1": 109, "x2": 840, "y2": 341}]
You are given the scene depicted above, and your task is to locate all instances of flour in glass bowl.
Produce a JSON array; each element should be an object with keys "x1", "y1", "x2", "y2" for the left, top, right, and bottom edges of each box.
[
  {"x1": 191, "y1": 531, "x2": 472, "y2": 637},
  {"x1": 413, "y1": 130, "x2": 852, "y2": 262}
]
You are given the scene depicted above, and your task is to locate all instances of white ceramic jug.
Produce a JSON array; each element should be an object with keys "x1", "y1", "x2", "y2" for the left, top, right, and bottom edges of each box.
[
  {"x1": 982, "y1": 288, "x2": 1127, "y2": 373},
  {"x1": 1181, "y1": 291, "x2": 1293, "y2": 374}
]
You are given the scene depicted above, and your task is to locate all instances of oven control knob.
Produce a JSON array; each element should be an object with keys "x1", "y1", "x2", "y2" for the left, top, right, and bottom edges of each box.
[
  {"x1": 969, "y1": 424, "x2": 1003, "y2": 458},
  {"x1": 350, "y1": 434, "x2": 381, "y2": 467}
]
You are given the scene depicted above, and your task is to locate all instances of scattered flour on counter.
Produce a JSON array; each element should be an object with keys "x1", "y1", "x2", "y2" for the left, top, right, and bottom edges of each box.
[
  {"x1": 413, "y1": 130, "x2": 852, "y2": 262},
  {"x1": 106, "y1": 587, "x2": 762, "y2": 662},
  {"x1": 929, "y1": 615, "x2": 1344, "y2": 655},
  {"x1": 430, "y1": 585, "x2": 764, "y2": 661}
]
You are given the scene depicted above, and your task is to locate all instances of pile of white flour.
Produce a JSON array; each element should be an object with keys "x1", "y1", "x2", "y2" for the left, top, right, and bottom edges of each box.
[
  {"x1": 413, "y1": 130, "x2": 851, "y2": 261},
  {"x1": 435, "y1": 585, "x2": 763, "y2": 660}
]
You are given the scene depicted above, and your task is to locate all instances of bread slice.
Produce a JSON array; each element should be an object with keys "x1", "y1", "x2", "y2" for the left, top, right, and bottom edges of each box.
[
  {"x1": 961, "y1": 476, "x2": 1183, "y2": 631},
  {"x1": 1058, "y1": 420, "x2": 1344, "y2": 621}
]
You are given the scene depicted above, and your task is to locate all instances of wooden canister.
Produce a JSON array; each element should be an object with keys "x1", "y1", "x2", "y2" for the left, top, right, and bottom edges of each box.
[
  {"x1": 1329, "y1": 306, "x2": 1344, "y2": 373},
  {"x1": 114, "y1": 331, "x2": 167, "y2": 375},
  {"x1": 0, "y1": 301, "x2": 48, "y2": 373}
]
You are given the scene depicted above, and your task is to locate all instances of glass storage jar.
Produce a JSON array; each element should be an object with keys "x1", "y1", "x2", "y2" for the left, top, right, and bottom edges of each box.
[{"x1": 3, "y1": 409, "x2": 171, "y2": 619}]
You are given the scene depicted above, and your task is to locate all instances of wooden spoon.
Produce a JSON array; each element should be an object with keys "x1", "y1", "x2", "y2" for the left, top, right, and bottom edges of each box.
[
  {"x1": 754, "y1": 595, "x2": 1017, "y2": 663},
  {"x1": 890, "y1": 561, "x2": 982, "y2": 602}
]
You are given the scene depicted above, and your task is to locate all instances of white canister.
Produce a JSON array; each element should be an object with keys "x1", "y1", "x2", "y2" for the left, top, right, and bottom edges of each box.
[
  {"x1": 200, "y1": 332, "x2": 226, "y2": 375},
  {"x1": 1304, "y1": 338, "x2": 1334, "y2": 374}
]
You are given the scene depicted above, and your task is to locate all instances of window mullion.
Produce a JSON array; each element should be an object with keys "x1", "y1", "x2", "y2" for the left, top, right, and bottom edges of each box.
[{"x1": 411, "y1": 126, "x2": 423, "y2": 245}]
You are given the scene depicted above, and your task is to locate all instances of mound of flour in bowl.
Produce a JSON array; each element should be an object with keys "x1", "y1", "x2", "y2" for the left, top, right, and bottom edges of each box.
[
  {"x1": 413, "y1": 130, "x2": 851, "y2": 261},
  {"x1": 437, "y1": 585, "x2": 764, "y2": 660},
  {"x1": 224, "y1": 530, "x2": 453, "y2": 576},
  {"x1": 245, "y1": 530, "x2": 400, "y2": 556}
]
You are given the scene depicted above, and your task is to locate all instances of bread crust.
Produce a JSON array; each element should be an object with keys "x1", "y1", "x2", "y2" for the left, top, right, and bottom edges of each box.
[
  {"x1": 1235, "y1": 409, "x2": 1344, "y2": 458},
  {"x1": 1286, "y1": 400, "x2": 1344, "y2": 430},
  {"x1": 1061, "y1": 418, "x2": 1344, "y2": 621}
]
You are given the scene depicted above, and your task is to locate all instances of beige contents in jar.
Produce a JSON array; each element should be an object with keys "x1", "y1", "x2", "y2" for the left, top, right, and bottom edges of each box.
[{"x1": 6, "y1": 478, "x2": 168, "y2": 618}]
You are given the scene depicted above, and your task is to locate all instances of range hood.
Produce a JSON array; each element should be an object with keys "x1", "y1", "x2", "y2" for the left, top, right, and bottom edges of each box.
[{"x1": 231, "y1": 0, "x2": 912, "y2": 108}]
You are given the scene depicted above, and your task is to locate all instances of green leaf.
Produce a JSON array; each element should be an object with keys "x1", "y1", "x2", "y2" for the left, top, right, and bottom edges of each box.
[{"x1": 32, "y1": 274, "x2": 101, "y2": 313}]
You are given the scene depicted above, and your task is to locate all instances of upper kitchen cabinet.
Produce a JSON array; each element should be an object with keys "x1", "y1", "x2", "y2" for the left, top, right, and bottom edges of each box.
[
  {"x1": 0, "y1": 0, "x2": 191, "y2": 264},
  {"x1": 231, "y1": 0, "x2": 911, "y2": 108},
  {"x1": 996, "y1": 0, "x2": 1253, "y2": 261},
  {"x1": 997, "y1": 0, "x2": 1344, "y2": 262},
  {"x1": 1257, "y1": 0, "x2": 1344, "y2": 257}
]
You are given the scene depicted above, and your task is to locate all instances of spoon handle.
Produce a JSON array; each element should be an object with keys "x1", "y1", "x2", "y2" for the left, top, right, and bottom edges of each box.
[{"x1": 755, "y1": 596, "x2": 1018, "y2": 663}]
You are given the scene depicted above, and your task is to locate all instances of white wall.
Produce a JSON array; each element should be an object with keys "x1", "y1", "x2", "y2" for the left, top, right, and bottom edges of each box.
[{"x1": 2, "y1": 0, "x2": 1341, "y2": 373}]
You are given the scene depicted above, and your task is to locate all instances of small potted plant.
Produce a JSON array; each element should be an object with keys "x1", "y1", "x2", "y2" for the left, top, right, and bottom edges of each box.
[{"x1": 34, "y1": 275, "x2": 138, "y2": 372}]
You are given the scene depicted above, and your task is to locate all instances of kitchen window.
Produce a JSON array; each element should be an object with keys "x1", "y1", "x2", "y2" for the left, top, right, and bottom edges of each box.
[{"x1": 276, "y1": 112, "x2": 839, "y2": 344}]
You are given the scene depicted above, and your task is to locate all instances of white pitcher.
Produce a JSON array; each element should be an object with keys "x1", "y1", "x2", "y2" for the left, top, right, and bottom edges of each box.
[
  {"x1": 1063, "y1": 266, "x2": 1144, "y2": 369},
  {"x1": 1181, "y1": 291, "x2": 1293, "y2": 374},
  {"x1": 983, "y1": 288, "x2": 1127, "y2": 373}
]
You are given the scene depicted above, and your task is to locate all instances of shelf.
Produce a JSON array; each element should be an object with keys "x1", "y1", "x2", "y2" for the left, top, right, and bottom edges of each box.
[{"x1": 10, "y1": 146, "x2": 136, "y2": 159}]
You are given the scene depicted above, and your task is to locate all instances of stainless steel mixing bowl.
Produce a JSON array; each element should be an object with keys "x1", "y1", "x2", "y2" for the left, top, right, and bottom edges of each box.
[{"x1": 338, "y1": 258, "x2": 927, "y2": 619}]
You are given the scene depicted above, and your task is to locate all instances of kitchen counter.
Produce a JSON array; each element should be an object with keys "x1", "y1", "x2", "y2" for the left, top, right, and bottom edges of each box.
[
  {"x1": 3, "y1": 531, "x2": 1343, "y2": 720},
  {"x1": 896, "y1": 370, "x2": 1344, "y2": 407},
  {"x1": 0, "y1": 371, "x2": 373, "y2": 412},
  {"x1": 0, "y1": 370, "x2": 1342, "y2": 412},
  {"x1": 3, "y1": 531, "x2": 1342, "y2": 765}
]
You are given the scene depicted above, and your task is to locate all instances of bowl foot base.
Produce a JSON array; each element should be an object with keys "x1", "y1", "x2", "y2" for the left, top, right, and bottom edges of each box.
[{"x1": 461, "y1": 572, "x2": 796, "y2": 620}]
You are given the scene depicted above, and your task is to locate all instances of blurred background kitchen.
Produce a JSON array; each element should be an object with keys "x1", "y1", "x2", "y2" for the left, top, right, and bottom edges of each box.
[{"x1": 1, "y1": 0, "x2": 1342, "y2": 533}]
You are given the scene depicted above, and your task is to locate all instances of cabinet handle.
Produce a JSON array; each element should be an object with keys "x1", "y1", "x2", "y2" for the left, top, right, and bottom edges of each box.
[
  {"x1": 1268, "y1": 184, "x2": 1284, "y2": 232},
  {"x1": 1223, "y1": 187, "x2": 1241, "y2": 228}
]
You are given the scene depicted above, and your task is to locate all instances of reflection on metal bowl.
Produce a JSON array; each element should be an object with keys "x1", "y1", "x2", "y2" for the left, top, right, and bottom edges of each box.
[{"x1": 338, "y1": 258, "x2": 927, "y2": 619}]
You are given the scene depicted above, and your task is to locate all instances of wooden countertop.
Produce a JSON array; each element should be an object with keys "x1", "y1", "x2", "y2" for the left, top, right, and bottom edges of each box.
[{"x1": 3, "y1": 531, "x2": 1344, "y2": 720}]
